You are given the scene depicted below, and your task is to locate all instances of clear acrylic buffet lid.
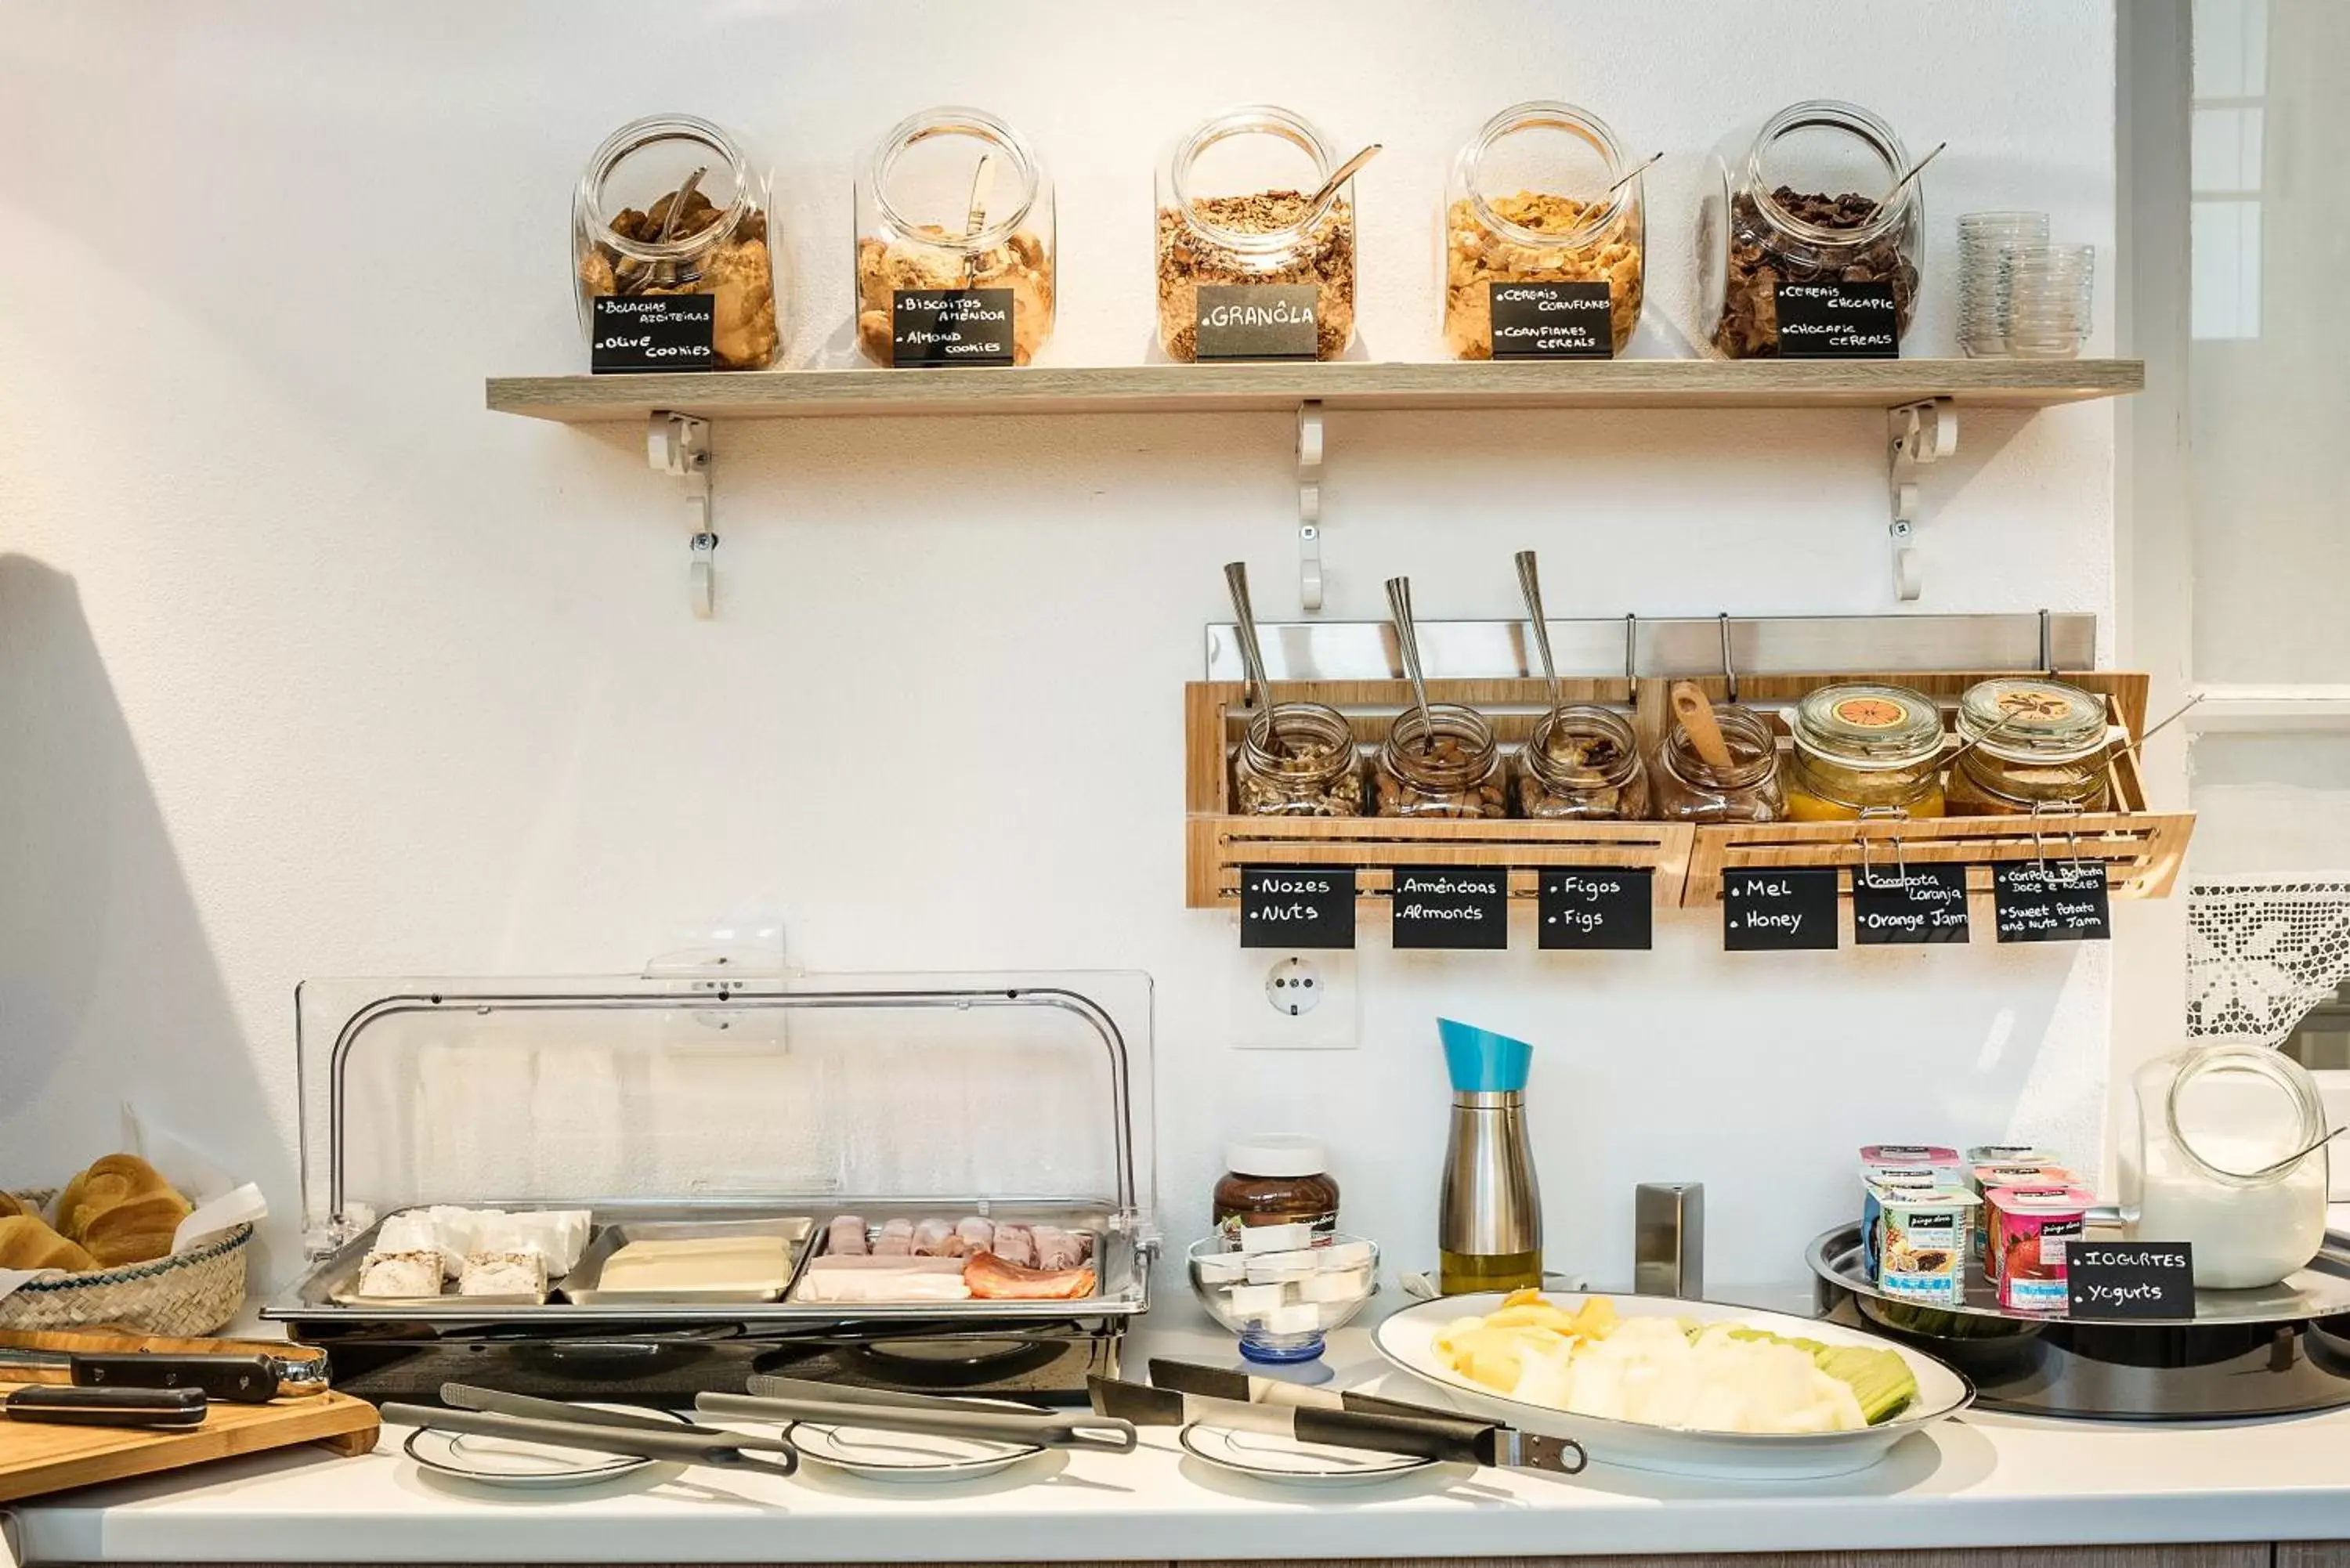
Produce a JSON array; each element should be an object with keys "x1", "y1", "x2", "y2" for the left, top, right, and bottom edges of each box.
[{"x1": 294, "y1": 969, "x2": 1155, "y2": 1256}]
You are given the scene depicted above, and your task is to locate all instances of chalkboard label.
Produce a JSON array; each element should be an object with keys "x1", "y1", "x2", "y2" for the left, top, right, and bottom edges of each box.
[
  {"x1": 891, "y1": 287, "x2": 1016, "y2": 367},
  {"x1": 1994, "y1": 860, "x2": 2113, "y2": 944},
  {"x1": 1240, "y1": 867, "x2": 1355, "y2": 950},
  {"x1": 1723, "y1": 868, "x2": 1839, "y2": 951},
  {"x1": 1489, "y1": 281, "x2": 1613, "y2": 359},
  {"x1": 1391, "y1": 867, "x2": 1509, "y2": 950},
  {"x1": 1538, "y1": 868, "x2": 1652, "y2": 950},
  {"x1": 1195, "y1": 284, "x2": 1321, "y2": 361},
  {"x1": 1774, "y1": 281, "x2": 1899, "y2": 359},
  {"x1": 1853, "y1": 864, "x2": 1971, "y2": 945},
  {"x1": 2067, "y1": 1241, "x2": 2196, "y2": 1320},
  {"x1": 591, "y1": 294, "x2": 716, "y2": 374}
]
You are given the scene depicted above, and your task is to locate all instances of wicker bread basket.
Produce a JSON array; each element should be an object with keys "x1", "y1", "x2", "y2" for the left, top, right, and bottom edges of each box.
[{"x1": 0, "y1": 1190, "x2": 251, "y2": 1337}]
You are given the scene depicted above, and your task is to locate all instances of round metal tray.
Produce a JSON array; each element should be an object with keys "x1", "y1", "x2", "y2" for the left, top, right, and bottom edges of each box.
[{"x1": 1808, "y1": 1223, "x2": 2350, "y2": 1421}]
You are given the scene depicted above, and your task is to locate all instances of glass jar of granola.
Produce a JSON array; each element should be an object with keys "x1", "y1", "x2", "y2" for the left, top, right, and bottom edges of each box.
[
  {"x1": 1517, "y1": 706, "x2": 1650, "y2": 819},
  {"x1": 856, "y1": 106, "x2": 1055, "y2": 367},
  {"x1": 1155, "y1": 106, "x2": 1358, "y2": 363},
  {"x1": 1375, "y1": 706, "x2": 1507, "y2": 819},
  {"x1": 573, "y1": 114, "x2": 781, "y2": 370},
  {"x1": 1232, "y1": 703, "x2": 1364, "y2": 817},
  {"x1": 1444, "y1": 101, "x2": 1645, "y2": 359}
]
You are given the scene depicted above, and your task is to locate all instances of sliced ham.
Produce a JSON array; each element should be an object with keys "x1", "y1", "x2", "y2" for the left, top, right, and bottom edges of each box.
[
  {"x1": 964, "y1": 1250, "x2": 1096, "y2": 1300},
  {"x1": 1030, "y1": 1224, "x2": 1089, "y2": 1272},
  {"x1": 911, "y1": 1218, "x2": 956, "y2": 1256},
  {"x1": 873, "y1": 1217, "x2": 916, "y2": 1257},
  {"x1": 989, "y1": 1223, "x2": 1035, "y2": 1267},
  {"x1": 954, "y1": 1216, "x2": 995, "y2": 1256},
  {"x1": 826, "y1": 1215, "x2": 869, "y2": 1256}
]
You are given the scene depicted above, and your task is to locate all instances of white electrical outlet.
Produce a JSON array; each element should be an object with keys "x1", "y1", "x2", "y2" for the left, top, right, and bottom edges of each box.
[{"x1": 1230, "y1": 948, "x2": 1359, "y2": 1050}]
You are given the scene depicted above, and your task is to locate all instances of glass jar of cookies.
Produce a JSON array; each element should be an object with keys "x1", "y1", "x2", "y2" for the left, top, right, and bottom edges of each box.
[
  {"x1": 1232, "y1": 703, "x2": 1364, "y2": 817},
  {"x1": 856, "y1": 106, "x2": 1054, "y2": 367},
  {"x1": 1653, "y1": 703, "x2": 1787, "y2": 823},
  {"x1": 1444, "y1": 101, "x2": 1645, "y2": 359},
  {"x1": 1517, "y1": 706, "x2": 1650, "y2": 819},
  {"x1": 1945, "y1": 677, "x2": 2116, "y2": 815},
  {"x1": 1375, "y1": 706, "x2": 1507, "y2": 819},
  {"x1": 1784, "y1": 683, "x2": 1948, "y2": 822}
]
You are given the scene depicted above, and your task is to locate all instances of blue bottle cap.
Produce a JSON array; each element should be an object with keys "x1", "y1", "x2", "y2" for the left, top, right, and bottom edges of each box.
[{"x1": 1438, "y1": 1018, "x2": 1533, "y2": 1093}]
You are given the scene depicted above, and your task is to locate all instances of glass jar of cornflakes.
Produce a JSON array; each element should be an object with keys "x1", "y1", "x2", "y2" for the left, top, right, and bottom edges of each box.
[
  {"x1": 1784, "y1": 683, "x2": 1948, "y2": 821},
  {"x1": 1945, "y1": 677, "x2": 2115, "y2": 815}
]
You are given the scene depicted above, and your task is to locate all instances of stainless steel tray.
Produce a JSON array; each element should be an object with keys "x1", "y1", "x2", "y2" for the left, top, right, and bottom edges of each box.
[
  {"x1": 789, "y1": 1207, "x2": 1100, "y2": 1304},
  {"x1": 565, "y1": 1216, "x2": 815, "y2": 1307}
]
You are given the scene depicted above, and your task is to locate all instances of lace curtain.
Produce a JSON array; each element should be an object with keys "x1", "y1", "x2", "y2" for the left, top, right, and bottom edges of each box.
[{"x1": 2186, "y1": 876, "x2": 2350, "y2": 1046}]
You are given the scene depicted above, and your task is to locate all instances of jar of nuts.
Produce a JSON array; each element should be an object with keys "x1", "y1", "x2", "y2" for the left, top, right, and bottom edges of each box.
[
  {"x1": 1517, "y1": 706, "x2": 1651, "y2": 820},
  {"x1": 1697, "y1": 100, "x2": 1924, "y2": 359},
  {"x1": 856, "y1": 106, "x2": 1055, "y2": 367},
  {"x1": 1155, "y1": 106, "x2": 1358, "y2": 363},
  {"x1": 1232, "y1": 703, "x2": 1364, "y2": 817},
  {"x1": 573, "y1": 114, "x2": 782, "y2": 370},
  {"x1": 1376, "y1": 706, "x2": 1508, "y2": 819},
  {"x1": 1444, "y1": 101, "x2": 1645, "y2": 359}
]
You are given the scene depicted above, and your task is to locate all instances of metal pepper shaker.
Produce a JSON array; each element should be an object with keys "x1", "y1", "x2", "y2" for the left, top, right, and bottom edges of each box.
[{"x1": 1437, "y1": 1019, "x2": 1543, "y2": 1295}]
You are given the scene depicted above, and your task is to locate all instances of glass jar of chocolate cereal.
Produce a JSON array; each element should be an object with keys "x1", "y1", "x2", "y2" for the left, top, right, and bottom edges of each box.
[
  {"x1": 1517, "y1": 706, "x2": 1650, "y2": 819},
  {"x1": 1376, "y1": 706, "x2": 1507, "y2": 819},
  {"x1": 1784, "y1": 683, "x2": 1948, "y2": 822},
  {"x1": 1232, "y1": 703, "x2": 1364, "y2": 817},
  {"x1": 1945, "y1": 677, "x2": 2115, "y2": 815},
  {"x1": 1444, "y1": 101, "x2": 1645, "y2": 359}
]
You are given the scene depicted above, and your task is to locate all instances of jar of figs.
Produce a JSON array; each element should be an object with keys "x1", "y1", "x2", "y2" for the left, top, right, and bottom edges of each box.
[
  {"x1": 1653, "y1": 703, "x2": 1786, "y2": 823},
  {"x1": 1945, "y1": 678, "x2": 2116, "y2": 815},
  {"x1": 1444, "y1": 100, "x2": 1645, "y2": 359},
  {"x1": 1698, "y1": 99, "x2": 1923, "y2": 359},
  {"x1": 1783, "y1": 683, "x2": 1948, "y2": 822},
  {"x1": 573, "y1": 114, "x2": 781, "y2": 370},
  {"x1": 1232, "y1": 704, "x2": 1364, "y2": 817},
  {"x1": 1156, "y1": 106, "x2": 1358, "y2": 363},
  {"x1": 1517, "y1": 706, "x2": 1650, "y2": 819},
  {"x1": 856, "y1": 106, "x2": 1055, "y2": 367},
  {"x1": 1375, "y1": 706, "x2": 1507, "y2": 818}
]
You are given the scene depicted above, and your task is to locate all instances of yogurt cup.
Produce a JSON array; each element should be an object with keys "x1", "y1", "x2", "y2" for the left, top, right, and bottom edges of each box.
[
  {"x1": 1967, "y1": 1144, "x2": 2059, "y2": 1167},
  {"x1": 1965, "y1": 1163, "x2": 2077, "y2": 1257},
  {"x1": 1860, "y1": 1168, "x2": 1945, "y2": 1281},
  {"x1": 1875, "y1": 1187, "x2": 1980, "y2": 1304},
  {"x1": 1987, "y1": 1184, "x2": 2095, "y2": 1311},
  {"x1": 1861, "y1": 1144, "x2": 1961, "y2": 1172}
]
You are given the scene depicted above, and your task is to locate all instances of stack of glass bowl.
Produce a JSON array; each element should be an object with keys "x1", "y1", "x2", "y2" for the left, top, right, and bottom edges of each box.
[{"x1": 1958, "y1": 211, "x2": 2095, "y2": 359}]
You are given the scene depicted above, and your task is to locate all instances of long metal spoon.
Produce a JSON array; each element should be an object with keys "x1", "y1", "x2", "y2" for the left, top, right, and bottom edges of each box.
[
  {"x1": 624, "y1": 164, "x2": 710, "y2": 295},
  {"x1": 1225, "y1": 561, "x2": 1280, "y2": 744},
  {"x1": 1598, "y1": 150, "x2": 1664, "y2": 201},
  {"x1": 2214, "y1": 1125, "x2": 2347, "y2": 1183},
  {"x1": 1513, "y1": 550, "x2": 1563, "y2": 716},
  {"x1": 961, "y1": 152, "x2": 997, "y2": 285},
  {"x1": 1306, "y1": 144, "x2": 1383, "y2": 211},
  {"x1": 1880, "y1": 141, "x2": 1947, "y2": 208},
  {"x1": 1386, "y1": 576, "x2": 1435, "y2": 757}
]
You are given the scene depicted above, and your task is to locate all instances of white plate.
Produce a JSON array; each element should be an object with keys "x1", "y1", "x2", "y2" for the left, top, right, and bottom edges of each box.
[
  {"x1": 1372, "y1": 1291, "x2": 1973, "y2": 1480},
  {"x1": 785, "y1": 1417, "x2": 1043, "y2": 1481},
  {"x1": 404, "y1": 1404, "x2": 690, "y2": 1489},
  {"x1": 1178, "y1": 1422, "x2": 1436, "y2": 1486}
]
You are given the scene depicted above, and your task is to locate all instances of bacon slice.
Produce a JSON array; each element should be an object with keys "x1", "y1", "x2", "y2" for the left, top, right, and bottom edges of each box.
[{"x1": 964, "y1": 1249, "x2": 1096, "y2": 1300}]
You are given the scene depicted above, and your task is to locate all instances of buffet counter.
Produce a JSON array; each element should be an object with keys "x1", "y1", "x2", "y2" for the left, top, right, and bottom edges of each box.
[{"x1": 11, "y1": 1293, "x2": 2350, "y2": 1567}]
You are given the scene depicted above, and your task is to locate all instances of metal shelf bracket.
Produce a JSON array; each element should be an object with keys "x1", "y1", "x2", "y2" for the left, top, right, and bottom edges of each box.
[
  {"x1": 649, "y1": 411, "x2": 716, "y2": 618},
  {"x1": 1296, "y1": 400, "x2": 1325, "y2": 613},
  {"x1": 1887, "y1": 397, "x2": 1956, "y2": 603}
]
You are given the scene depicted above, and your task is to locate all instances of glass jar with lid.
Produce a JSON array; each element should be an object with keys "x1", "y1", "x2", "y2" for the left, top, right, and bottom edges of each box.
[
  {"x1": 1374, "y1": 706, "x2": 1508, "y2": 818},
  {"x1": 1783, "y1": 683, "x2": 1948, "y2": 822},
  {"x1": 573, "y1": 114, "x2": 780, "y2": 371},
  {"x1": 1944, "y1": 677, "x2": 2115, "y2": 815},
  {"x1": 1444, "y1": 101, "x2": 1645, "y2": 359},
  {"x1": 1517, "y1": 706, "x2": 1650, "y2": 819},
  {"x1": 1697, "y1": 99, "x2": 1923, "y2": 359},
  {"x1": 856, "y1": 107, "x2": 1055, "y2": 368},
  {"x1": 1232, "y1": 703, "x2": 1363, "y2": 817},
  {"x1": 1653, "y1": 703, "x2": 1786, "y2": 823},
  {"x1": 1155, "y1": 106, "x2": 1358, "y2": 363}
]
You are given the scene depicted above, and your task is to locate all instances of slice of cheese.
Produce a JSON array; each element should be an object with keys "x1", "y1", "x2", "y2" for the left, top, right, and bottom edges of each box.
[{"x1": 596, "y1": 1235, "x2": 791, "y2": 1295}]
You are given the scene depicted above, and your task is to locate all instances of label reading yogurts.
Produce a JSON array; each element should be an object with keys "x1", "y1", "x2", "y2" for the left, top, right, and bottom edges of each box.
[
  {"x1": 591, "y1": 294, "x2": 716, "y2": 374},
  {"x1": 1773, "y1": 280, "x2": 1899, "y2": 358},
  {"x1": 1489, "y1": 281, "x2": 1614, "y2": 359},
  {"x1": 1195, "y1": 284, "x2": 1321, "y2": 360}
]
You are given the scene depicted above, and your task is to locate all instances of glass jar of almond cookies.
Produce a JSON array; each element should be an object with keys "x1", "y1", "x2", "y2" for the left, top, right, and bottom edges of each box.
[
  {"x1": 856, "y1": 106, "x2": 1055, "y2": 367},
  {"x1": 1444, "y1": 101, "x2": 1644, "y2": 359}
]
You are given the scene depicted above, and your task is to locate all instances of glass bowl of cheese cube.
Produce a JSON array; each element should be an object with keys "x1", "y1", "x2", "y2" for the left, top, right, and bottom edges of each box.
[{"x1": 1189, "y1": 1230, "x2": 1379, "y2": 1364}]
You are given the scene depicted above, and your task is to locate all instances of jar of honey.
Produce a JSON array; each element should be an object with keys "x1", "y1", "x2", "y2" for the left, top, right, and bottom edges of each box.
[{"x1": 1783, "y1": 683, "x2": 1947, "y2": 822}]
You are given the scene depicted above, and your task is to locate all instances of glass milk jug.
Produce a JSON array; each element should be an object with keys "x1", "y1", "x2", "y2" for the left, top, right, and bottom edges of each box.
[{"x1": 2119, "y1": 1042, "x2": 2330, "y2": 1289}]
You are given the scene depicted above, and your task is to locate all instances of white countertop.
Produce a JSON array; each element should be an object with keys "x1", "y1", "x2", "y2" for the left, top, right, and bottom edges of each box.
[{"x1": 13, "y1": 1292, "x2": 2350, "y2": 1565}]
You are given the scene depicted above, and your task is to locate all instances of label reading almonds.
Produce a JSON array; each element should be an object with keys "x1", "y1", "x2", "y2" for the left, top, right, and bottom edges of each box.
[
  {"x1": 1489, "y1": 281, "x2": 1613, "y2": 359},
  {"x1": 1195, "y1": 284, "x2": 1320, "y2": 360}
]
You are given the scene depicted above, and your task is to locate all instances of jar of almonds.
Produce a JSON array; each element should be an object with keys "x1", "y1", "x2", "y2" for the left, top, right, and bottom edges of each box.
[
  {"x1": 1376, "y1": 706, "x2": 1508, "y2": 819},
  {"x1": 856, "y1": 107, "x2": 1055, "y2": 367},
  {"x1": 1232, "y1": 703, "x2": 1364, "y2": 817},
  {"x1": 1444, "y1": 101, "x2": 1645, "y2": 359}
]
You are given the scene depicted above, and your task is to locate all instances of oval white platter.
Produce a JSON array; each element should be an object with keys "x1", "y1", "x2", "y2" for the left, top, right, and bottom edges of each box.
[
  {"x1": 406, "y1": 1404, "x2": 691, "y2": 1489},
  {"x1": 1372, "y1": 1291, "x2": 1972, "y2": 1480}
]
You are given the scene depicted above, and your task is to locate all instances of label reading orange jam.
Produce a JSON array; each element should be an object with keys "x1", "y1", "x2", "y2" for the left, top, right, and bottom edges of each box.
[{"x1": 1833, "y1": 696, "x2": 1911, "y2": 728}]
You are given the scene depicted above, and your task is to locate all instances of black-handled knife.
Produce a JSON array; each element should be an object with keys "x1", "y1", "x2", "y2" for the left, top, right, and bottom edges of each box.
[
  {"x1": 1087, "y1": 1375, "x2": 1585, "y2": 1474},
  {"x1": 1149, "y1": 1357, "x2": 1504, "y2": 1427},
  {"x1": 2, "y1": 1352, "x2": 287, "y2": 1405},
  {"x1": 3, "y1": 1385, "x2": 209, "y2": 1430}
]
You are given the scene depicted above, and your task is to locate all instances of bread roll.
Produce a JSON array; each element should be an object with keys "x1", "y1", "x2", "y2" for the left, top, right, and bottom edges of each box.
[
  {"x1": 0, "y1": 1192, "x2": 27, "y2": 1221},
  {"x1": 56, "y1": 1154, "x2": 192, "y2": 1268},
  {"x1": 0, "y1": 1215, "x2": 98, "y2": 1273}
]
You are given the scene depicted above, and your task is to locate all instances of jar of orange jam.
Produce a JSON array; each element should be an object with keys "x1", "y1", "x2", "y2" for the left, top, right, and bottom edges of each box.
[{"x1": 1783, "y1": 683, "x2": 1947, "y2": 822}]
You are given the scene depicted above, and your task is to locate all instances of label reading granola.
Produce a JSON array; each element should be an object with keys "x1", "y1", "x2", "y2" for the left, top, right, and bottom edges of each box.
[
  {"x1": 1391, "y1": 867, "x2": 1509, "y2": 950},
  {"x1": 591, "y1": 294, "x2": 716, "y2": 374},
  {"x1": 891, "y1": 288, "x2": 1016, "y2": 367},
  {"x1": 1489, "y1": 281, "x2": 1613, "y2": 359},
  {"x1": 1195, "y1": 284, "x2": 1321, "y2": 361},
  {"x1": 1773, "y1": 280, "x2": 1899, "y2": 359}
]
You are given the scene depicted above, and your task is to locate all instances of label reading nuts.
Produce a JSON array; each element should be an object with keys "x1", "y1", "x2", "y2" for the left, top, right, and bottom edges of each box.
[
  {"x1": 1489, "y1": 282, "x2": 1614, "y2": 359},
  {"x1": 1194, "y1": 284, "x2": 1321, "y2": 361},
  {"x1": 1994, "y1": 860, "x2": 2113, "y2": 944},
  {"x1": 1538, "y1": 868, "x2": 1652, "y2": 950},
  {"x1": 591, "y1": 294, "x2": 717, "y2": 374},
  {"x1": 1773, "y1": 281, "x2": 1900, "y2": 359},
  {"x1": 1853, "y1": 864, "x2": 1971, "y2": 946},
  {"x1": 1391, "y1": 867, "x2": 1509, "y2": 950},
  {"x1": 890, "y1": 288, "x2": 1016, "y2": 367},
  {"x1": 1723, "y1": 869, "x2": 1840, "y2": 951},
  {"x1": 1240, "y1": 866, "x2": 1355, "y2": 950}
]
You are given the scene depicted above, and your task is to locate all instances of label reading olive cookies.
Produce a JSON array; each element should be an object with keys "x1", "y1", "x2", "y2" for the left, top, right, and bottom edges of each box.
[
  {"x1": 1391, "y1": 868, "x2": 1508, "y2": 950},
  {"x1": 591, "y1": 294, "x2": 717, "y2": 374},
  {"x1": 1853, "y1": 864, "x2": 1970, "y2": 945},
  {"x1": 1538, "y1": 868, "x2": 1652, "y2": 950},
  {"x1": 1723, "y1": 868, "x2": 1839, "y2": 951},
  {"x1": 891, "y1": 288, "x2": 1016, "y2": 367},
  {"x1": 1489, "y1": 281, "x2": 1613, "y2": 359},
  {"x1": 1993, "y1": 860, "x2": 2113, "y2": 943},
  {"x1": 1195, "y1": 284, "x2": 1321, "y2": 360},
  {"x1": 1240, "y1": 866, "x2": 1354, "y2": 949},
  {"x1": 1773, "y1": 280, "x2": 1899, "y2": 359}
]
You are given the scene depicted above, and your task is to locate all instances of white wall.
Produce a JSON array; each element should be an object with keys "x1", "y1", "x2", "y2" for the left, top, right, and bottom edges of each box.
[{"x1": 0, "y1": 0, "x2": 2120, "y2": 1290}]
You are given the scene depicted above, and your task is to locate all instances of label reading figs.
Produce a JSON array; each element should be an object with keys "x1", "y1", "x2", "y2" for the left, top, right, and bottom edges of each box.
[
  {"x1": 1538, "y1": 868, "x2": 1652, "y2": 950},
  {"x1": 1489, "y1": 281, "x2": 1613, "y2": 359},
  {"x1": 1391, "y1": 868, "x2": 1509, "y2": 951},
  {"x1": 1723, "y1": 868, "x2": 1839, "y2": 951},
  {"x1": 891, "y1": 288, "x2": 1016, "y2": 367},
  {"x1": 1774, "y1": 280, "x2": 1899, "y2": 359},
  {"x1": 1853, "y1": 864, "x2": 1971, "y2": 946},
  {"x1": 1195, "y1": 284, "x2": 1320, "y2": 361},
  {"x1": 1239, "y1": 867, "x2": 1354, "y2": 950},
  {"x1": 591, "y1": 294, "x2": 716, "y2": 374},
  {"x1": 2067, "y1": 1242, "x2": 2195, "y2": 1320},
  {"x1": 1993, "y1": 860, "x2": 2113, "y2": 944}
]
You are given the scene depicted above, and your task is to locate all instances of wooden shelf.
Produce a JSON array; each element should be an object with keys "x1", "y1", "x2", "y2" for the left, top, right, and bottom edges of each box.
[{"x1": 487, "y1": 358, "x2": 2144, "y2": 424}]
